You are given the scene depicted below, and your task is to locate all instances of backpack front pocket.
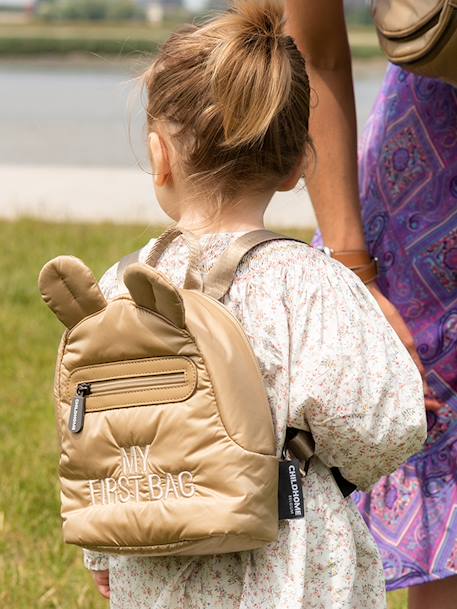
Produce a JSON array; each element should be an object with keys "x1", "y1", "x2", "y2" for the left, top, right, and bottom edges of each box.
[{"x1": 67, "y1": 357, "x2": 197, "y2": 433}]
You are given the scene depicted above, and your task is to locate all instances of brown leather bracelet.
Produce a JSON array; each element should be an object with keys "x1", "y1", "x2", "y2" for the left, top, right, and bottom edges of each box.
[
  {"x1": 331, "y1": 250, "x2": 372, "y2": 267},
  {"x1": 319, "y1": 248, "x2": 379, "y2": 284},
  {"x1": 351, "y1": 259, "x2": 379, "y2": 284}
]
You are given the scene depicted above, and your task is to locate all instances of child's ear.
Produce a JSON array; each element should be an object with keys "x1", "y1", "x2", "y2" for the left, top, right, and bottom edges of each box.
[
  {"x1": 124, "y1": 263, "x2": 185, "y2": 329},
  {"x1": 277, "y1": 155, "x2": 305, "y2": 192},
  {"x1": 38, "y1": 256, "x2": 107, "y2": 329},
  {"x1": 149, "y1": 131, "x2": 172, "y2": 188}
]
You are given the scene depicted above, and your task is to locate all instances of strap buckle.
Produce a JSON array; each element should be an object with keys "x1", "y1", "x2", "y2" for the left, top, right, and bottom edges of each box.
[{"x1": 283, "y1": 428, "x2": 315, "y2": 479}]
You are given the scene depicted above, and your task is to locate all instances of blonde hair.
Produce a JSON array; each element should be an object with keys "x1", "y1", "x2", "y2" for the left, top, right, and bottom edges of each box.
[{"x1": 143, "y1": 0, "x2": 311, "y2": 203}]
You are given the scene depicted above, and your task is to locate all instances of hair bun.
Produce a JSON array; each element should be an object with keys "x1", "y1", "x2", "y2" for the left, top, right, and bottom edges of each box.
[
  {"x1": 206, "y1": 0, "x2": 291, "y2": 148},
  {"x1": 229, "y1": 0, "x2": 284, "y2": 41}
]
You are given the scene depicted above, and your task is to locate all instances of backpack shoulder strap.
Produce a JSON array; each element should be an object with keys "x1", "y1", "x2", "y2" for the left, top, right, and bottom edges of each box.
[
  {"x1": 116, "y1": 225, "x2": 203, "y2": 290},
  {"x1": 203, "y1": 230, "x2": 307, "y2": 301},
  {"x1": 116, "y1": 249, "x2": 142, "y2": 286},
  {"x1": 117, "y1": 225, "x2": 183, "y2": 286}
]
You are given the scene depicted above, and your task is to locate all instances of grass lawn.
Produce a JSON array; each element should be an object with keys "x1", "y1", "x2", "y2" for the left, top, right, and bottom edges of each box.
[
  {"x1": 0, "y1": 21, "x2": 382, "y2": 57},
  {"x1": 0, "y1": 21, "x2": 172, "y2": 55},
  {"x1": 0, "y1": 219, "x2": 404, "y2": 608}
]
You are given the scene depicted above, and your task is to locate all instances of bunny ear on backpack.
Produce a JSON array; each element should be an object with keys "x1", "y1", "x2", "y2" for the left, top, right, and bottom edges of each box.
[
  {"x1": 38, "y1": 256, "x2": 107, "y2": 329},
  {"x1": 123, "y1": 263, "x2": 185, "y2": 329}
]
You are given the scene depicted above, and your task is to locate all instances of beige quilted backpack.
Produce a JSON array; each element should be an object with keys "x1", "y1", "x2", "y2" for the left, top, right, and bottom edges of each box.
[{"x1": 38, "y1": 227, "x2": 311, "y2": 556}]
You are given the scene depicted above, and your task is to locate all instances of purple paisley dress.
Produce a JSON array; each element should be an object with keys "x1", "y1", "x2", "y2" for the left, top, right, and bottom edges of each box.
[{"x1": 340, "y1": 65, "x2": 457, "y2": 591}]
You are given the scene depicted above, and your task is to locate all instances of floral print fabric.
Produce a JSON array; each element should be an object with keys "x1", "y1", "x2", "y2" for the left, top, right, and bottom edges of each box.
[{"x1": 84, "y1": 233, "x2": 426, "y2": 609}]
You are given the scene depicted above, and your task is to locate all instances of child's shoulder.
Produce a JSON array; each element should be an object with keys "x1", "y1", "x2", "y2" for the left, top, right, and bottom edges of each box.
[
  {"x1": 98, "y1": 236, "x2": 363, "y2": 303},
  {"x1": 240, "y1": 238, "x2": 357, "y2": 287}
]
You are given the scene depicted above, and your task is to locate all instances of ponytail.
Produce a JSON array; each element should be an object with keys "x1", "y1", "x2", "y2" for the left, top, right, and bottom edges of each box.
[{"x1": 208, "y1": 1, "x2": 291, "y2": 148}]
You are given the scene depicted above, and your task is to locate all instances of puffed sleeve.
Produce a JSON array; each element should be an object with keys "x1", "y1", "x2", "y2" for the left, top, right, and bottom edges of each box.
[
  {"x1": 287, "y1": 250, "x2": 427, "y2": 492},
  {"x1": 83, "y1": 549, "x2": 110, "y2": 571}
]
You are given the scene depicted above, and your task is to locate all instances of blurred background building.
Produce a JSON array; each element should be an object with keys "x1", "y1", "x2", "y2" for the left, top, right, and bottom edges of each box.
[{"x1": 0, "y1": 0, "x2": 37, "y2": 22}]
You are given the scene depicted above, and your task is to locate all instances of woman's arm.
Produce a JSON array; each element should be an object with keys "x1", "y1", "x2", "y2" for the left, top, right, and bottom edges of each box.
[
  {"x1": 284, "y1": 1, "x2": 440, "y2": 410},
  {"x1": 284, "y1": 0, "x2": 365, "y2": 250}
]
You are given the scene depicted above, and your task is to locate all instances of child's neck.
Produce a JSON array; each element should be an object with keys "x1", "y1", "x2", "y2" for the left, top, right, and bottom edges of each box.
[{"x1": 175, "y1": 191, "x2": 273, "y2": 236}]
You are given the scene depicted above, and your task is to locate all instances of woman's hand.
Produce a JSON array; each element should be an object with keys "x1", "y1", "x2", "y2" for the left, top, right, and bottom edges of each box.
[
  {"x1": 91, "y1": 569, "x2": 110, "y2": 599},
  {"x1": 366, "y1": 282, "x2": 442, "y2": 412}
]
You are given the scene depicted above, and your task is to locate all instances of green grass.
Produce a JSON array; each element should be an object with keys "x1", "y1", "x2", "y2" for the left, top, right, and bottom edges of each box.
[
  {"x1": 0, "y1": 21, "x2": 382, "y2": 57},
  {"x1": 0, "y1": 20, "x2": 183, "y2": 56},
  {"x1": 0, "y1": 219, "x2": 160, "y2": 608},
  {"x1": 0, "y1": 219, "x2": 403, "y2": 608},
  {"x1": 348, "y1": 26, "x2": 383, "y2": 59},
  {"x1": 390, "y1": 591, "x2": 408, "y2": 609}
]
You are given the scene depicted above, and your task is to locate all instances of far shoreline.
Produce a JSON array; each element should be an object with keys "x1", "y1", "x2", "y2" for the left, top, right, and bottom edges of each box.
[
  {"x1": 0, "y1": 54, "x2": 388, "y2": 75},
  {"x1": 0, "y1": 20, "x2": 383, "y2": 62}
]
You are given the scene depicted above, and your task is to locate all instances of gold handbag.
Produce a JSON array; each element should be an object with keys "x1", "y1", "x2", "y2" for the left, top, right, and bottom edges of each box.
[{"x1": 372, "y1": 0, "x2": 457, "y2": 85}]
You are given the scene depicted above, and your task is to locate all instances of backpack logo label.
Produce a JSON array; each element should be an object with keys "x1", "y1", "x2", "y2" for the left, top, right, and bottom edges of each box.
[
  {"x1": 278, "y1": 459, "x2": 304, "y2": 519},
  {"x1": 88, "y1": 444, "x2": 196, "y2": 505}
]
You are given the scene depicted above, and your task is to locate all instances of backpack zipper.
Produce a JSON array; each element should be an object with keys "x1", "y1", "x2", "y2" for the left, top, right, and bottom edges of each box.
[
  {"x1": 69, "y1": 383, "x2": 91, "y2": 433},
  {"x1": 68, "y1": 372, "x2": 186, "y2": 434}
]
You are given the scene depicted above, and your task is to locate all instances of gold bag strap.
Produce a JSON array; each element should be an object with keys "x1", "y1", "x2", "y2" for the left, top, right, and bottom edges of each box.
[
  {"x1": 145, "y1": 224, "x2": 182, "y2": 267},
  {"x1": 117, "y1": 225, "x2": 203, "y2": 290},
  {"x1": 146, "y1": 225, "x2": 204, "y2": 290},
  {"x1": 203, "y1": 230, "x2": 305, "y2": 301},
  {"x1": 116, "y1": 249, "x2": 143, "y2": 284}
]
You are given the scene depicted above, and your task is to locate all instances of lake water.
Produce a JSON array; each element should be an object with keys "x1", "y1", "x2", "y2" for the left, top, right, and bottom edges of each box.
[
  {"x1": 0, "y1": 59, "x2": 149, "y2": 167},
  {"x1": 0, "y1": 58, "x2": 387, "y2": 167},
  {"x1": 0, "y1": 58, "x2": 387, "y2": 226}
]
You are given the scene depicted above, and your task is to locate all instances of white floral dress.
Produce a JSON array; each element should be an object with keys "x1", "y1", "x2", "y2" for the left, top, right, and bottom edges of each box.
[{"x1": 84, "y1": 232, "x2": 427, "y2": 609}]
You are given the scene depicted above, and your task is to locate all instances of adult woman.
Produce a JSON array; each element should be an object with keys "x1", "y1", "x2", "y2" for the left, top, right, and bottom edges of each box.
[{"x1": 285, "y1": 2, "x2": 457, "y2": 608}]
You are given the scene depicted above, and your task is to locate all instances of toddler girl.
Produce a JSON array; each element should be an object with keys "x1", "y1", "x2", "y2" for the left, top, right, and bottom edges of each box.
[{"x1": 84, "y1": 2, "x2": 426, "y2": 607}]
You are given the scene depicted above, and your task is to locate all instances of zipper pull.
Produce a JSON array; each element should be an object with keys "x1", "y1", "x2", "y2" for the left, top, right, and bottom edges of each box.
[{"x1": 69, "y1": 383, "x2": 90, "y2": 433}]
